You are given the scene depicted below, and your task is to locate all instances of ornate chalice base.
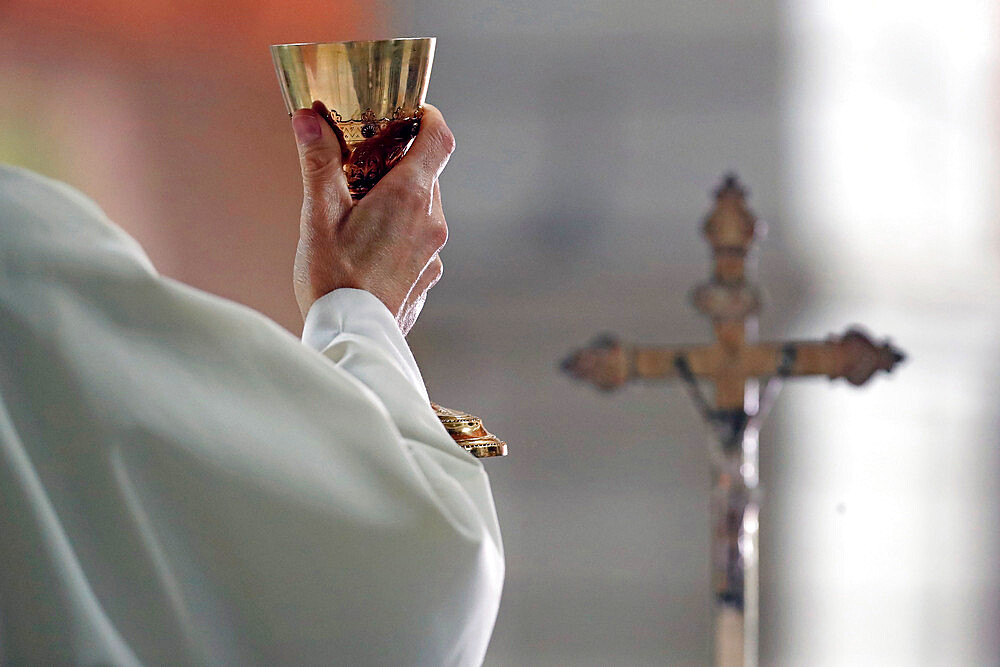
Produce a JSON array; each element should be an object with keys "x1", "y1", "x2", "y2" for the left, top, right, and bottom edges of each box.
[{"x1": 432, "y1": 404, "x2": 507, "y2": 458}]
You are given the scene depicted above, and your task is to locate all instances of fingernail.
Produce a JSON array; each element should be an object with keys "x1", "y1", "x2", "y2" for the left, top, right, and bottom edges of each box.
[{"x1": 292, "y1": 112, "x2": 322, "y2": 145}]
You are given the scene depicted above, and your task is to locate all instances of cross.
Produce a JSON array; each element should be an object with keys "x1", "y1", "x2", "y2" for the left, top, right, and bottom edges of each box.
[{"x1": 561, "y1": 175, "x2": 904, "y2": 667}]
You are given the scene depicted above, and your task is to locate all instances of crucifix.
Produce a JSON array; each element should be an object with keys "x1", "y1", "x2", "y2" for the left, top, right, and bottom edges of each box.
[{"x1": 561, "y1": 175, "x2": 904, "y2": 667}]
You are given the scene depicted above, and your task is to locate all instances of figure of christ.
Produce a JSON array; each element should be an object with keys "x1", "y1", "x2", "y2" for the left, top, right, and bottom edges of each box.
[{"x1": 0, "y1": 105, "x2": 503, "y2": 665}]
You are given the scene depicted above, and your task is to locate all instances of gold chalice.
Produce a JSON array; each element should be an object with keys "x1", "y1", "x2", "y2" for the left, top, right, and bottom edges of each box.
[{"x1": 271, "y1": 38, "x2": 506, "y2": 458}]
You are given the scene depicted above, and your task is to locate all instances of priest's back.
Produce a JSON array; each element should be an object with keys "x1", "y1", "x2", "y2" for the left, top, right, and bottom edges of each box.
[{"x1": 0, "y1": 165, "x2": 503, "y2": 665}]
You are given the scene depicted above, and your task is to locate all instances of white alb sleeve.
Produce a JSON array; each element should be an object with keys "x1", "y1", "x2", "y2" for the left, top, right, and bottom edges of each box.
[
  {"x1": 301, "y1": 288, "x2": 474, "y2": 459},
  {"x1": 302, "y1": 288, "x2": 429, "y2": 399}
]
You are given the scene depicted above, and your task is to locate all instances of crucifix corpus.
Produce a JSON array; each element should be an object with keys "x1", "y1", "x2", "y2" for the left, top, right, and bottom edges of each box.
[{"x1": 561, "y1": 175, "x2": 905, "y2": 667}]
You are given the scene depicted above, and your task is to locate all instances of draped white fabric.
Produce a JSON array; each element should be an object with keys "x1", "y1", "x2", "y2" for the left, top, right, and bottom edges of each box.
[{"x1": 0, "y1": 165, "x2": 504, "y2": 666}]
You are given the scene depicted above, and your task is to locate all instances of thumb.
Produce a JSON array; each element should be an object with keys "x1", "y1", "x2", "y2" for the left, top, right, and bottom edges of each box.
[{"x1": 291, "y1": 106, "x2": 350, "y2": 199}]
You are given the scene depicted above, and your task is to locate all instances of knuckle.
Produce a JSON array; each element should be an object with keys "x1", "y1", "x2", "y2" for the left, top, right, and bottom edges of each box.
[
  {"x1": 436, "y1": 125, "x2": 457, "y2": 156},
  {"x1": 428, "y1": 122, "x2": 456, "y2": 158},
  {"x1": 427, "y1": 218, "x2": 448, "y2": 248},
  {"x1": 416, "y1": 113, "x2": 455, "y2": 160}
]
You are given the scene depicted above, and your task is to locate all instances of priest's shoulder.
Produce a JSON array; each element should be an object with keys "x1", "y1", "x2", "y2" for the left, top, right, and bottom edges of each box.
[
  {"x1": 0, "y1": 164, "x2": 110, "y2": 228},
  {"x1": 0, "y1": 164, "x2": 149, "y2": 270}
]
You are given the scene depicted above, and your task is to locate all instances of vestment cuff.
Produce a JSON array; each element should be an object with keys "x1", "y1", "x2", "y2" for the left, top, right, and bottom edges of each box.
[{"x1": 301, "y1": 288, "x2": 428, "y2": 399}]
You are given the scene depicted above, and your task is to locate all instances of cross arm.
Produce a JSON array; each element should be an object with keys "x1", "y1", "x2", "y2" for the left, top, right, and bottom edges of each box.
[
  {"x1": 561, "y1": 328, "x2": 904, "y2": 392},
  {"x1": 771, "y1": 328, "x2": 905, "y2": 385},
  {"x1": 559, "y1": 335, "x2": 715, "y2": 391}
]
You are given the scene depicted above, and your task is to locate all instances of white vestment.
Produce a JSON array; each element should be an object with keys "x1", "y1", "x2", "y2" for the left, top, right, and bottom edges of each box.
[{"x1": 0, "y1": 165, "x2": 504, "y2": 665}]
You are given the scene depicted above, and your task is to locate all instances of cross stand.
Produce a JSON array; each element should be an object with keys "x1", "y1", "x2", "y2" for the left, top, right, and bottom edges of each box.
[{"x1": 561, "y1": 175, "x2": 904, "y2": 667}]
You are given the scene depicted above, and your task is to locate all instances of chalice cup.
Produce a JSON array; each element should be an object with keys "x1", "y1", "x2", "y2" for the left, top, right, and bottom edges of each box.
[{"x1": 271, "y1": 38, "x2": 506, "y2": 458}]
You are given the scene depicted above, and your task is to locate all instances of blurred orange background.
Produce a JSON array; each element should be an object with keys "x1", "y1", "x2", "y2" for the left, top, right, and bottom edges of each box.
[{"x1": 0, "y1": 0, "x2": 387, "y2": 332}]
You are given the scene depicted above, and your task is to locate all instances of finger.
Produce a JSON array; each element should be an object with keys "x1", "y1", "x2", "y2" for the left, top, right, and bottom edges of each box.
[
  {"x1": 432, "y1": 179, "x2": 443, "y2": 214},
  {"x1": 403, "y1": 253, "x2": 443, "y2": 318},
  {"x1": 413, "y1": 254, "x2": 444, "y2": 297},
  {"x1": 391, "y1": 104, "x2": 455, "y2": 187},
  {"x1": 292, "y1": 107, "x2": 351, "y2": 205},
  {"x1": 431, "y1": 180, "x2": 448, "y2": 250},
  {"x1": 397, "y1": 254, "x2": 443, "y2": 336},
  {"x1": 311, "y1": 100, "x2": 351, "y2": 165},
  {"x1": 397, "y1": 289, "x2": 426, "y2": 337}
]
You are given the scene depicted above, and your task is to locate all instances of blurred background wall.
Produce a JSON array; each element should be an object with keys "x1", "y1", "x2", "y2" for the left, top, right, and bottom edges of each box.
[{"x1": 1, "y1": 1, "x2": 997, "y2": 664}]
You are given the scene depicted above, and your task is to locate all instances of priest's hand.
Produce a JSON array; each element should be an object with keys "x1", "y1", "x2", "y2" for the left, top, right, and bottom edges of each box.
[{"x1": 290, "y1": 103, "x2": 454, "y2": 334}]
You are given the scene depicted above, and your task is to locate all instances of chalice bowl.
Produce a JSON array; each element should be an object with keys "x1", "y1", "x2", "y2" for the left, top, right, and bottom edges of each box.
[{"x1": 271, "y1": 38, "x2": 506, "y2": 458}]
